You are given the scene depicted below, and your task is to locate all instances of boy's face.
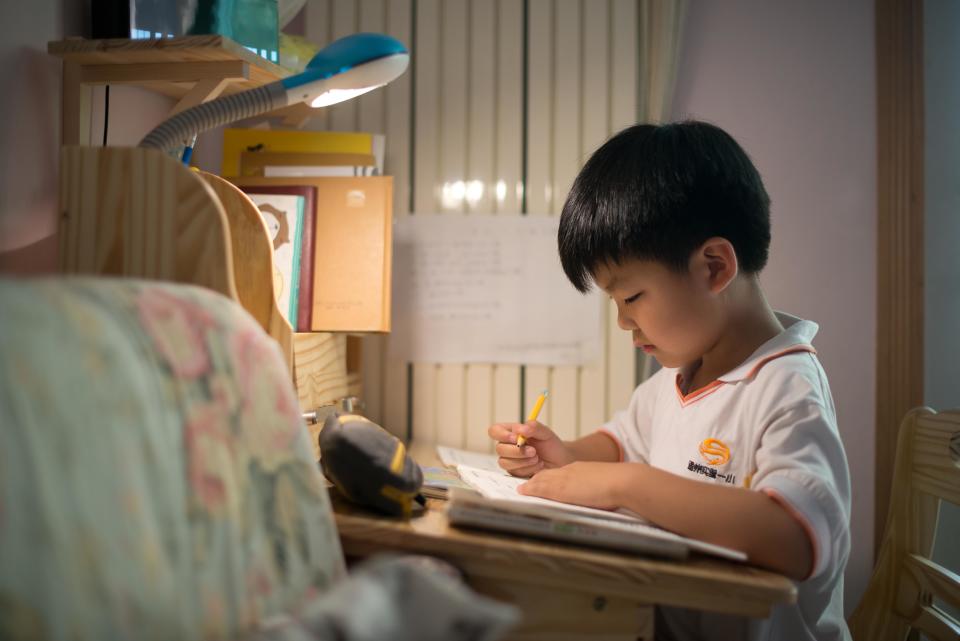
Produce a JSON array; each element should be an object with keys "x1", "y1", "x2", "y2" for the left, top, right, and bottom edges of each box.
[{"x1": 593, "y1": 256, "x2": 723, "y2": 370}]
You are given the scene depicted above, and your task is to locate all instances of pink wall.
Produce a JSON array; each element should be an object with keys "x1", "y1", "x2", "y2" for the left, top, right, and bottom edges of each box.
[
  {"x1": 0, "y1": 0, "x2": 172, "y2": 274},
  {"x1": 671, "y1": 0, "x2": 877, "y2": 613}
]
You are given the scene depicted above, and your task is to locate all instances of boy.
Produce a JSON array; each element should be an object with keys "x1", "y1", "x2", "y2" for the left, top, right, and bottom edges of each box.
[{"x1": 488, "y1": 122, "x2": 851, "y2": 641}]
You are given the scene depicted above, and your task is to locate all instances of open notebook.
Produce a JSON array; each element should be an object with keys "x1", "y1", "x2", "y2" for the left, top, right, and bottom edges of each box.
[{"x1": 438, "y1": 446, "x2": 747, "y2": 562}]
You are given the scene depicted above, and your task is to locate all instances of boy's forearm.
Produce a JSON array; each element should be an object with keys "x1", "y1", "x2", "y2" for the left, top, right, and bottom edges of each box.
[
  {"x1": 612, "y1": 463, "x2": 813, "y2": 580},
  {"x1": 566, "y1": 432, "x2": 621, "y2": 463}
]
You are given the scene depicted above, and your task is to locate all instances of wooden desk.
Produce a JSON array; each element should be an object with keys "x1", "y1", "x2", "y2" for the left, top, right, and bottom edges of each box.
[{"x1": 332, "y1": 494, "x2": 797, "y2": 641}]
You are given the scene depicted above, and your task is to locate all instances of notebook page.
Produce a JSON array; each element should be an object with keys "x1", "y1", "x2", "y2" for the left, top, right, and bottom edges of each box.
[
  {"x1": 437, "y1": 446, "x2": 502, "y2": 473},
  {"x1": 456, "y1": 465, "x2": 642, "y2": 524}
]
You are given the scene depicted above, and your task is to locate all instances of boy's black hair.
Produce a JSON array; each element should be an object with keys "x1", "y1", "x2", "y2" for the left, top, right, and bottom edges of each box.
[{"x1": 558, "y1": 121, "x2": 771, "y2": 292}]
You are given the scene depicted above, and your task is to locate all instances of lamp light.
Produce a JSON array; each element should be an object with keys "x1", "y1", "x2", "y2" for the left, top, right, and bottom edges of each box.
[{"x1": 139, "y1": 32, "x2": 409, "y2": 153}]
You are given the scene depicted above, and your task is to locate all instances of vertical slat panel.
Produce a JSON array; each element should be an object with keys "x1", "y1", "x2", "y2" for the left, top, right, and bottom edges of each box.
[
  {"x1": 464, "y1": 0, "x2": 498, "y2": 452},
  {"x1": 357, "y1": 0, "x2": 387, "y2": 133},
  {"x1": 329, "y1": 0, "x2": 360, "y2": 131},
  {"x1": 434, "y1": 0, "x2": 470, "y2": 447},
  {"x1": 525, "y1": 0, "x2": 555, "y2": 430},
  {"x1": 303, "y1": 0, "x2": 332, "y2": 131},
  {"x1": 411, "y1": 0, "x2": 443, "y2": 444},
  {"x1": 577, "y1": 0, "x2": 611, "y2": 436},
  {"x1": 490, "y1": 0, "x2": 526, "y2": 444},
  {"x1": 548, "y1": 0, "x2": 582, "y2": 440},
  {"x1": 607, "y1": 0, "x2": 640, "y2": 413},
  {"x1": 378, "y1": 0, "x2": 412, "y2": 437},
  {"x1": 357, "y1": 0, "x2": 387, "y2": 426}
]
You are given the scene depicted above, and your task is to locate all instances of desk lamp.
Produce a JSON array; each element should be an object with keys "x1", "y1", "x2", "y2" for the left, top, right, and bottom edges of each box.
[{"x1": 139, "y1": 32, "x2": 408, "y2": 152}]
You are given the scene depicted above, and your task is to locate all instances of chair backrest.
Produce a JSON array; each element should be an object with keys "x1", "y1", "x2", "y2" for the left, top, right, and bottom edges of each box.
[{"x1": 848, "y1": 407, "x2": 960, "y2": 641}]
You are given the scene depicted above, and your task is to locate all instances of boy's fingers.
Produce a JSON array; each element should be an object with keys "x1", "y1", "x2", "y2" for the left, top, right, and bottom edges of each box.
[
  {"x1": 488, "y1": 422, "x2": 522, "y2": 443},
  {"x1": 499, "y1": 454, "x2": 539, "y2": 472},
  {"x1": 516, "y1": 420, "x2": 552, "y2": 441},
  {"x1": 495, "y1": 443, "x2": 537, "y2": 459},
  {"x1": 506, "y1": 460, "x2": 544, "y2": 478}
]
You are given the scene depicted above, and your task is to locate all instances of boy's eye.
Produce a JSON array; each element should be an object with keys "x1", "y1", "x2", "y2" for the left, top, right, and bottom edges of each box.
[{"x1": 624, "y1": 291, "x2": 643, "y2": 304}]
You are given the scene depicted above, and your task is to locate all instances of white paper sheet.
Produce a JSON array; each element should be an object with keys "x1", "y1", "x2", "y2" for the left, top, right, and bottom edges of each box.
[
  {"x1": 436, "y1": 445, "x2": 502, "y2": 473},
  {"x1": 456, "y1": 466, "x2": 642, "y2": 524},
  {"x1": 390, "y1": 215, "x2": 604, "y2": 365}
]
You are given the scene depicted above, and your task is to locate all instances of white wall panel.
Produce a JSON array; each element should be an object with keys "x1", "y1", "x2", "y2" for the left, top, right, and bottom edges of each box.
[
  {"x1": 578, "y1": 0, "x2": 611, "y2": 437},
  {"x1": 524, "y1": 0, "x2": 555, "y2": 432},
  {"x1": 434, "y1": 0, "x2": 470, "y2": 448},
  {"x1": 332, "y1": 0, "x2": 644, "y2": 448},
  {"x1": 463, "y1": 0, "x2": 498, "y2": 452},
  {"x1": 548, "y1": 0, "x2": 583, "y2": 440},
  {"x1": 607, "y1": 0, "x2": 642, "y2": 416},
  {"x1": 491, "y1": 0, "x2": 526, "y2": 444},
  {"x1": 329, "y1": 0, "x2": 360, "y2": 131},
  {"x1": 411, "y1": 0, "x2": 443, "y2": 444}
]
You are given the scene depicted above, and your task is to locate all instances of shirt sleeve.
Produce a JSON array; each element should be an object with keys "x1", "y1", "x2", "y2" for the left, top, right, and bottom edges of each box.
[
  {"x1": 750, "y1": 400, "x2": 851, "y2": 582},
  {"x1": 596, "y1": 368, "x2": 665, "y2": 464}
]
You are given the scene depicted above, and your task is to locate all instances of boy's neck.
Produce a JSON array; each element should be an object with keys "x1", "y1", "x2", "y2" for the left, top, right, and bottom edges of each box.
[{"x1": 686, "y1": 277, "x2": 784, "y2": 390}]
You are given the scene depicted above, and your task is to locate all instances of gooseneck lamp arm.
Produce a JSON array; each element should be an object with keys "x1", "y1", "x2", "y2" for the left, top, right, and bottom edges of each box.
[{"x1": 139, "y1": 33, "x2": 409, "y2": 153}]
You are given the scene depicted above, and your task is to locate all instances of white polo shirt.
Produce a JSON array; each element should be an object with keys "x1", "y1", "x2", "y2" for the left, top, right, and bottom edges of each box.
[{"x1": 599, "y1": 312, "x2": 851, "y2": 641}]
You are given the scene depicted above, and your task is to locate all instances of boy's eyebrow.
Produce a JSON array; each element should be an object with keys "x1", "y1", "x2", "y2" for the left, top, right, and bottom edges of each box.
[{"x1": 599, "y1": 274, "x2": 619, "y2": 293}]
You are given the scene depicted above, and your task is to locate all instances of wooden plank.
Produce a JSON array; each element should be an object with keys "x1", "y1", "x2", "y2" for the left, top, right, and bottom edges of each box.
[
  {"x1": 199, "y1": 173, "x2": 293, "y2": 369},
  {"x1": 169, "y1": 77, "x2": 234, "y2": 116},
  {"x1": 379, "y1": 0, "x2": 414, "y2": 437},
  {"x1": 874, "y1": 0, "x2": 925, "y2": 553},
  {"x1": 331, "y1": 495, "x2": 798, "y2": 618},
  {"x1": 468, "y1": 575, "x2": 654, "y2": 641},
  {"x1": 356, "y1": 0, "x2": 389, "y2": 425},
  {"x1": 80, "y1": 60, "x2": 248, "y2": 84},
  {"x1": 294, "y1": 332, "x2": 349, "y2": 456}
]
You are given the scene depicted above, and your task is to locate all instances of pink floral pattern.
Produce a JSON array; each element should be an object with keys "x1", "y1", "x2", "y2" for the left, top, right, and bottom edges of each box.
[{"x1": 0, "y1": 278, "x2": 345, "y2": 641}]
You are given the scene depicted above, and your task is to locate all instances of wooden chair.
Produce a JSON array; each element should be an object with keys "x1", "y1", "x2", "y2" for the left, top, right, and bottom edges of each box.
[{"x1": 848, "y1": 407, "x2": 960, "y2": 640}]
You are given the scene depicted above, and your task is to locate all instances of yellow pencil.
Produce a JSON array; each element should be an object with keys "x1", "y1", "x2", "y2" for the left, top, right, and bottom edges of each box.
[{"x1": 516, "y1": 389, "x2": 548, "y2": 448}]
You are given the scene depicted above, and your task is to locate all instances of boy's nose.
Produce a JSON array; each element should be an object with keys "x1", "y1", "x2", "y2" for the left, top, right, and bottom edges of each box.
[{"x1": 616, "y1": 306, "x2": 638, "y2": 330}]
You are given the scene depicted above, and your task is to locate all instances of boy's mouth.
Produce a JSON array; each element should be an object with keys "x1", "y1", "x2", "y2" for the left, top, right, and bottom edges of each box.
[{"x1": 639, "y1": 344, "x2": 656, "y2": 353}]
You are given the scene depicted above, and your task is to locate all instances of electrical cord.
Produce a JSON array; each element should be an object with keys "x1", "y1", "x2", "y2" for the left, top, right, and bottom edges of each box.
[{"x1": 102, "y1": 85, "x2": 109, "y2": 146}]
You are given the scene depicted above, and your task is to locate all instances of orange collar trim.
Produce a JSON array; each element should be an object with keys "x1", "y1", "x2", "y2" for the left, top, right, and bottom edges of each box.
[{"x1": 675, "y1": 346, "x2": 817, "y2": 407}]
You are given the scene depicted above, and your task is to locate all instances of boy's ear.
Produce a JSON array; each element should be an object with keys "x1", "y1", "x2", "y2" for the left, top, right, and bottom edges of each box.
[{"x1": 693, "y1": 237, "x2": 738, "y2": 293}]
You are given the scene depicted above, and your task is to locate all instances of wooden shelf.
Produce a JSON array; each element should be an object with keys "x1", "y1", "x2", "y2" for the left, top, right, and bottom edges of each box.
[
  {"x1": 50, "y1": 37, "x2": 360, "y2": 417},
  {"x1": 48, "y1": 35, "x2": 289, "y2": 100}
]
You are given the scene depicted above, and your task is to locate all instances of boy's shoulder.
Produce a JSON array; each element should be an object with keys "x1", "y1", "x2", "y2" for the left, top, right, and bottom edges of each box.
[{"x1": 639, "y1": 312, "x2": 831, "y2": 412}]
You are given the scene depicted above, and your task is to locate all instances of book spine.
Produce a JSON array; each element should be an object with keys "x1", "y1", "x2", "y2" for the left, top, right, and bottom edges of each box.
[{"x1": 296, "y1": 196, "x2": 316, "y2": 331}]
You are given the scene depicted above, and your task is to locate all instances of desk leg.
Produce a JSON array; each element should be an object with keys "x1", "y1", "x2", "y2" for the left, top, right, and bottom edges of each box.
[{"x1": 467, "y1": 575, "x2": 654, "y2": 641}]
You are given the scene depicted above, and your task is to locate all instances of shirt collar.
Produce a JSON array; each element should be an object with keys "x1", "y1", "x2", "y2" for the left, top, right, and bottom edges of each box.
[{"x1": 715, "y1": 311, "x2": 818, "y2": 383}]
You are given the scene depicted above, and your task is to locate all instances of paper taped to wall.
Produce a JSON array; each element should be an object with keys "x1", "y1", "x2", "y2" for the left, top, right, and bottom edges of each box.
[{"x1": 390, "y1": 214, "x2": 603, "y2": 365}]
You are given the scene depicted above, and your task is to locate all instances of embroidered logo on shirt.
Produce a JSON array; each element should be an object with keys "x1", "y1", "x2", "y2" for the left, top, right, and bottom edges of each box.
[
  {"x1": 686, "y1": 439, "x2": 737, "y2": 484},
  {"x1": 698, "y1": 438, "x2": 731, "y2": 465}
]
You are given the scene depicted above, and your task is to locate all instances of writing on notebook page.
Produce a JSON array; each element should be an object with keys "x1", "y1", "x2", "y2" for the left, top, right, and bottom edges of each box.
[{"x1": 456, "y1": 466, "x2": 642, "y2": 524}]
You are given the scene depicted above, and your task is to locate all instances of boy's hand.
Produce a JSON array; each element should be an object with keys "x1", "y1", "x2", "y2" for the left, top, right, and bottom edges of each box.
[
  {"x1": 487, "y1": 420, "x2": 576, "y2": 477},
  {"x1": 518, "y1": 462, "x2": 624, "y2": 511}
]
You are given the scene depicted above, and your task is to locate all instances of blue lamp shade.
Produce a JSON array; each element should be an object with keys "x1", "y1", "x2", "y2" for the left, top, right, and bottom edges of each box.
[
  {"x1": 139, "y1": 32, "x2": 409, "y2": 153},
  {"x1": 282, "y1": 33, "x2": 409, "y2": 107}
]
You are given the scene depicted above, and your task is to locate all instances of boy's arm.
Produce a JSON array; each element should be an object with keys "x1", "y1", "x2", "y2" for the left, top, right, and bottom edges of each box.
[
  {"x1": 567, "y1": 431, "x2": 622, "y2": 462},
  {"x1": 520, "y1": 462, "x2": 813, "y2": 580}
]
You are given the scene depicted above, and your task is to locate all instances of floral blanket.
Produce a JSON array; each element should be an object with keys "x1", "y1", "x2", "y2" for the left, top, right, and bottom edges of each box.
[{"x1": 0, "y1": 278, "x2": 345, "y2": 641}]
